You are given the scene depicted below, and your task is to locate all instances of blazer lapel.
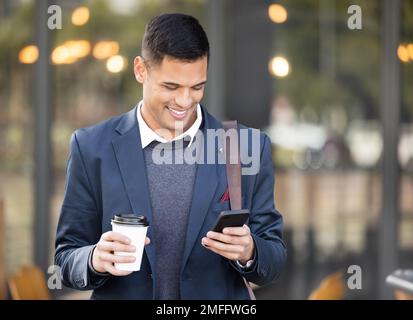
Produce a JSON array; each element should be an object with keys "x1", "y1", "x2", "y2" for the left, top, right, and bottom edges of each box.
[{"x1": 111, "y1": 107, "x2": 156, "y2": 273}]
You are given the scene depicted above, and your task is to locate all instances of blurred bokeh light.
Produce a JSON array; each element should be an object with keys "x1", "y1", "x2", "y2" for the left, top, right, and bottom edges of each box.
[
  {"x1": 71, "y1": 6, "x2": 90, "y2": 26},
  {"x1": 18, "y1": 45, "x2": 39, "y2": 64}
]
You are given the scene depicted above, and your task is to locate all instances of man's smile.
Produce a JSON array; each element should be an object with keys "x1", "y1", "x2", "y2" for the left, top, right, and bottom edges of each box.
[{"x1": 166, "y1": 105, "x2": 195, "y2": 120}]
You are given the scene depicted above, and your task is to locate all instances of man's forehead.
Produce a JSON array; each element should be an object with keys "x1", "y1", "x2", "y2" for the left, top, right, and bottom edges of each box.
[{"x1": 151, "y1": 56, "x2": 208, "y2": 84}]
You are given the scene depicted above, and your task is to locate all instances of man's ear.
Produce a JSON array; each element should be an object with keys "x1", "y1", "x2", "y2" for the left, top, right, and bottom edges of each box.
[{"x1": 134, "y1": 56, "x2": 146, "y2": 84}]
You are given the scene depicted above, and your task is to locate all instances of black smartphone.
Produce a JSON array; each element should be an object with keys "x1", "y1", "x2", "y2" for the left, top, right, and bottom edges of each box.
[{"x1": 211, "y1": 209, "x2": 250, "y2": 233}]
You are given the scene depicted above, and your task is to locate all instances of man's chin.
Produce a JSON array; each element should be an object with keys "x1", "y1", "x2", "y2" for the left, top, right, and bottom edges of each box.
[
  {"x1": 169, "y1": 120, "x2": 187, "y2": 136},
  {"x1": 164, "y1": 114, "x2": 192, "y2": 130}
]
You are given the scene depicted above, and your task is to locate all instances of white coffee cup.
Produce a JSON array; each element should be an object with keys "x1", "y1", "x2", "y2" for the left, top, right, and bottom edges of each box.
[{"x1": 111, "y1": 214, "x2": 149, "y2": 272}]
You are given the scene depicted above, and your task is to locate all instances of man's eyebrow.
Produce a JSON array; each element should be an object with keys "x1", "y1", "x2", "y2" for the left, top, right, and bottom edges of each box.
[
  {"x1": 161, "y1": 81, "x2": 207, "y2": 87},
  {"x1": 192, "y1": 81, "x2": 207, "y2": 87}
]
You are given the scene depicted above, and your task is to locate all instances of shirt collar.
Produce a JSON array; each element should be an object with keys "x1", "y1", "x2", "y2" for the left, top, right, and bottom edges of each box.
[{"x1": 136, "y1": 100, "x2": 203, "y2": 149}]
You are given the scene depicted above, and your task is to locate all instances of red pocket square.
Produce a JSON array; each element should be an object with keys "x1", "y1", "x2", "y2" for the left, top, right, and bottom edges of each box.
[{"x1": 220, "y1": 188, "x2": 230, "y2": 203}]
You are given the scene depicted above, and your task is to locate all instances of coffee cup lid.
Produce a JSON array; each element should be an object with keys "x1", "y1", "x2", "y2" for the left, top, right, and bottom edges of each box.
[{"x1": 112, "y1": 214, "x2": 149, "y2": 226}]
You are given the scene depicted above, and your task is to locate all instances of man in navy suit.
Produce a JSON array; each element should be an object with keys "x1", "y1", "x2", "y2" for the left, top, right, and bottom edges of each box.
[{"x1": 55, "y1": 13, "x2": 286, "y2": 300}]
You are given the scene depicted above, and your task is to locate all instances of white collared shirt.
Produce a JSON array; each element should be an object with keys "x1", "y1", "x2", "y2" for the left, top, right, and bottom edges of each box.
[{"x1": 136, "y1": 100, "x2": 202, "y2": 149}]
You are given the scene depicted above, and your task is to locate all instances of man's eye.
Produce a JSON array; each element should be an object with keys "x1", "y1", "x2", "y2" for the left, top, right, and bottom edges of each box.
[
  {"x1": 164, "y1": 86, "x2": 177, "y2": 90},
  {"x1": 193, "y1": 86, "x2": 204, "y2": 91}
]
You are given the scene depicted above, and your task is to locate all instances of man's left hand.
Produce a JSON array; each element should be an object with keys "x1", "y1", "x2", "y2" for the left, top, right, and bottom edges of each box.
[{"x1": 202, "y1": 224, "x2": 254, "y2": 265}]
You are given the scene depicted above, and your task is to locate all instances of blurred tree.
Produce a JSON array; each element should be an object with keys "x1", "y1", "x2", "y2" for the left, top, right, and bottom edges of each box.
[{"x1": 274, "y1": 0, "x2": 412, "y2": 124}]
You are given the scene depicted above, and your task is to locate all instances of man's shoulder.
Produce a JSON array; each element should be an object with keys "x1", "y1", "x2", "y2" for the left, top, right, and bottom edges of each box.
[
  {"x1": 236, "y1": 123, "x2": 271, "y2": 150},
  {"x1": 73, "y1": 107, "x2": 135, "y2": 146},
  {"x1": 203, "y1": 107, "x2": 269, "y2": 142},
  {"x1": 203, "y1": 108, "x2": 271, "y2": 155}
]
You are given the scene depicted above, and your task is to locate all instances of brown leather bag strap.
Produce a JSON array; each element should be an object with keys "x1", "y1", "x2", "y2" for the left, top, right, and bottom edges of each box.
[
  {"x1": 222, "y1": 120, "x2": 257, "y2": 301},
  {"x1": 222, "y1": 120, "x2": 242, "y2": 211}
]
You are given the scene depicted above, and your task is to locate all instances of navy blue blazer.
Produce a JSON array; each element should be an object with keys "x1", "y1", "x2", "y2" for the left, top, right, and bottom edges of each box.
[{"x1": 54, "y1": 104, "x2": 286, "y2": 300}]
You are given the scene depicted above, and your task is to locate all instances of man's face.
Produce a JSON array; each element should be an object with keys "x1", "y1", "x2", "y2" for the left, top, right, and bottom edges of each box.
[{"x1": 134, "y1": 55, "x2": 208, "y2": 138}]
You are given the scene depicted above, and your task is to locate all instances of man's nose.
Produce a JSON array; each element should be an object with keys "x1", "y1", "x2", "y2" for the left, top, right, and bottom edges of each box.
[{"x1": 175, "y1": 89, "x2": 192, "y2": 109}]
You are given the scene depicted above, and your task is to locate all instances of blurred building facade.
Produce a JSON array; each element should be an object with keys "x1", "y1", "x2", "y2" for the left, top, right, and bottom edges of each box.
[{"x1": 0, "y1": 0, "x2": 412, "y2": 299}]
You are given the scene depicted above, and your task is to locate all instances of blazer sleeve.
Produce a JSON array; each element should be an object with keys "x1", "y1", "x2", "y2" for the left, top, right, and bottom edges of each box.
[
  {"x1": 54, "y1": 131, "x2": 109, "y2": 290},
  {"x1": 231, "y1": 133, "x2": 287, "y2": 286}
]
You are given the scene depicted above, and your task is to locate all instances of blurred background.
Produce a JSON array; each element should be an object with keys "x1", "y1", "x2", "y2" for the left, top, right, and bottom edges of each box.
[{"x1": 0, "y1": 0, "x2": 412, "y2": 300}]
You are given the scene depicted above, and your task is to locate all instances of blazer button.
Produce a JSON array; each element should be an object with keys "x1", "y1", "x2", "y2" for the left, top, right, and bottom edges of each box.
[
  {"x1": 75, "y1": 279, "x2": 85, "y2": 286},
  {"x1": 150, "y1": 273, "x2": 153, "y2": 279}
]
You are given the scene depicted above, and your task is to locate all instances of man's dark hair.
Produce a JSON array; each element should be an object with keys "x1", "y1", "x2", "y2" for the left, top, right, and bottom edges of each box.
[{"x1": 142, "y1": 13, "x2": 209, "y2": 66}]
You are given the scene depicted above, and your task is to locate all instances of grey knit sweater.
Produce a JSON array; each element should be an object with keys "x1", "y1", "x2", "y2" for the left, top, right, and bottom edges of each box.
[{"x1": 143, "y1": 140, "x2": 197, "y2": 299}]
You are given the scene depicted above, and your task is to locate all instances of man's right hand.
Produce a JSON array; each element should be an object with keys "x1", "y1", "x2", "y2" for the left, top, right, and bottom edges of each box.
[{"x1": 91, "y1": 231, "x2": 151, "y2": 276}]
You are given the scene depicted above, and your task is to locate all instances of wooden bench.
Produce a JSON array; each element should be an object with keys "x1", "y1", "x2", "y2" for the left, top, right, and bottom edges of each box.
[
  {"x1": 8, "y1": 265, "x2": 51, "y2": 300},
  {"x1": 308, "y1": 271, "x2": 346, "y2": 300}
]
